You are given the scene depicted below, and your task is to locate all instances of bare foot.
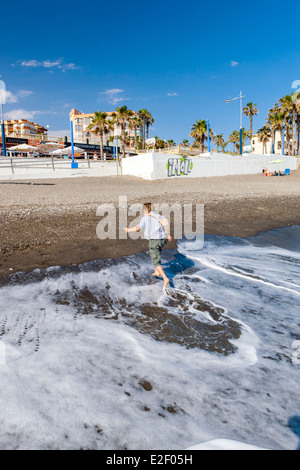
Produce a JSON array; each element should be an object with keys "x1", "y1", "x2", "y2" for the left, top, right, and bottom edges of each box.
[
  {"x1": 163, "y1": 278, "x2": 170, "y2": 290},
  {"x1": 152, "y1": 273, "x2": 161, "y2": 277}
]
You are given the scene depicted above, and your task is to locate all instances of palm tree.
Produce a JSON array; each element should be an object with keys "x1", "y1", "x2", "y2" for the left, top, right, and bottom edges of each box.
[
  {"x1": 297, "y1": 100, "x2": 300, "y2": 155},
  {"x1": 220, "y1": 140, "x2": 228, "y2": 152},
  {"x1": 257, "y1": 126, "x2": 271, "y2": 154},
  {"x1": 112, "y1": 106, "x2": 134, "y2": 158},
  {"x1": 266, "y1": 108, "x2": 281, "y2": 154},
  {"x1": 190, "y1": 119, "x2": 213, "y2": 153},
  {"x1": 228, "y1": 130, "x2": 240, "y2": 153},
  {"x1": 146, "y1": 116, "x2": 155, "y2": 141},
  {"x1": 243, "y1": 102, "x2": 259, "y2": 140},
  {"x1": 87, "y1": 111, "x2": 111, "y2": 160},
  {"x1": 138, "y1": 109, "x2": 152, "y2": 149},
  {"x1": 272, "y1": 112, "x2": 285, "y2": 155},
  {"x1": 155, "y1": 137, "x2": 167, "y2": 149},
  {"x1": 167, "y1": 139, "x2": 176, "y2": 148},
  {"x1": 128, "y1": 115, "x2": 142, "y2": 150},
  {"x1": 229, "y1": 129, "x2": 250, "y2": 154},
  {"x1": 293, "y1": 90, "x2": 300, "y2": 154},
  {"x1": 213, "y1": 134, "x2": 225, "y2": 152},
  {"x1": 279, "y1": 94, "x2": 298, "y2": 156},
  {"x1": 241, "y1": 128, "x2": 251, "y2": 148},
  {"x1": 181, "y1": 139, "x2": 189, "y2": 146}
]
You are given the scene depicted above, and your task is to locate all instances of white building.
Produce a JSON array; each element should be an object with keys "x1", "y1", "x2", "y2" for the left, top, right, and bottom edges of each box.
[
  {"x1": 69, "y1": 109, "x2": 143, "y2": 148},
  {"x1": 251, "y1": 130, "x2": 295, "y2": 155}
]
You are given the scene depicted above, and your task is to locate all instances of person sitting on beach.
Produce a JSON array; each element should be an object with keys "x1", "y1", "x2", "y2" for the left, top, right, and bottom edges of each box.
[{"x1": 124, "y1": 203, "x2": 172, "y2": 290}]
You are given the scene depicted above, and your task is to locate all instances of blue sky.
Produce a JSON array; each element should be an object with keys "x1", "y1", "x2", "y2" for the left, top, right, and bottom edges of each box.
[{"x1": 1, "y1": 0, "x2": 300, "y2": 146}]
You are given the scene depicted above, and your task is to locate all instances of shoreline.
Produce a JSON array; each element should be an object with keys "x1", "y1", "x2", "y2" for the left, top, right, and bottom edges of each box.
[{"x1": 0, "y1": 172, "x2": 299, "y2": 279}]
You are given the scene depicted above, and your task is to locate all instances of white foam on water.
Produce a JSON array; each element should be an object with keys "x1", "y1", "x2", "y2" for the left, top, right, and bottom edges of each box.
[{"x1": 0, "y1": 227, "x2": 299, "y2": 450}]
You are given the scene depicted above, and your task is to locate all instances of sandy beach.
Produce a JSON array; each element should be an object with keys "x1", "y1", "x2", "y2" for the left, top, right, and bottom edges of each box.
[{"x1": 0, "y1": 170, "x2": 299, "y2": 278}]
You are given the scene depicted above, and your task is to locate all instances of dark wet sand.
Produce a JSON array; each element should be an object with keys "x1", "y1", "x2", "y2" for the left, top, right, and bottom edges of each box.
[{"x1": 0, "y1": 170, "x2": 299, "y2": 278}]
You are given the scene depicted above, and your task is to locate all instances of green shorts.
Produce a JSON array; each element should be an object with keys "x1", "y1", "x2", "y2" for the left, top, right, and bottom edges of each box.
[{"x1": 147, "y1": 239, "x2": 167, "y2": 267}]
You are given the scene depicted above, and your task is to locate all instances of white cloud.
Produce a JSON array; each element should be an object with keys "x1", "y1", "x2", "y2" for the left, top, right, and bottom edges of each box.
[
  {"x1": 4, "y1": 89, "x2": 33, "y2": 104},
  {"x1": 21, "y1": 60, "x2": 40, "y2": 67},
  {"x1": 5, "y1": 91, "x2": 19, "y2": 104},
  {"x1": 17, "y1": 90, "x2": 34, "y2": 98},
  {"x1": 99, "y1": 89, "x2": 130, "y2": 106},
  {"x1": 104, "y1": 88, "x2": 124, "y2": 95},
  {"x1": 59, "y1": 63, "x2": 77, "y2": 71},
  {"x1": 42, "y1": 59, "x2": 62, "y2": 68},
  {"x1": 167, "y1": 92, "x2": 178, "y2": 97},
  {"x1": 5, "y1": 109, "x2": 57, "y2": 120},
  {"x1": 18, "y1": 58, "x2": 78, "y2": 71},
  {"x1": 231, "y1": 60, "x2": 239, "y2": 67},
  {"x1": 5, "y1": 109, "x2": 36, "y2": 120}
]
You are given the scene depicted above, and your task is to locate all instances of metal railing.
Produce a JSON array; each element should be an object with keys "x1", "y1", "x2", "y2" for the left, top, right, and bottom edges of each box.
[
  {"x1": 0, "y1": 155, "x2": 115, "y2": 175},
  {"x1": 4, "y1": 133, "x2": 65, "y2": 142}
]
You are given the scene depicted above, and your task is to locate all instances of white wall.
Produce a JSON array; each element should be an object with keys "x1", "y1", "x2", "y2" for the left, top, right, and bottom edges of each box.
[
  {"x1": 0, "y1": 158, "x2": 118, "y2": 180},
  {"x1": 1, "y1": 153, "x2": 298, "y2": 181},
  {"x1": 122, "y1": 152, "x2": 298, "y2": 180}
]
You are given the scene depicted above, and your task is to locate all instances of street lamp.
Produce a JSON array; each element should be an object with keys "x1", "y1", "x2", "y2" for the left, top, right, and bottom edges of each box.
[
  {"x1": 225, "y1": 91, "x2": 245, "y2": 155},
  {"x1": 0, "y1": 76, "x2": 7, "y2": 157}
]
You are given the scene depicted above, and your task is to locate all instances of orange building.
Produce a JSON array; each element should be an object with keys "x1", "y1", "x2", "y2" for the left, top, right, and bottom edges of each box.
[{"x1": 4, "y1": 119, "x2": 48, "y2": 138}]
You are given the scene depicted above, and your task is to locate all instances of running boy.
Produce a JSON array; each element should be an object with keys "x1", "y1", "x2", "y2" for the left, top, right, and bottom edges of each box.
[{"x1": 124, "y1": 202, "x2": 172, "y2": 289}]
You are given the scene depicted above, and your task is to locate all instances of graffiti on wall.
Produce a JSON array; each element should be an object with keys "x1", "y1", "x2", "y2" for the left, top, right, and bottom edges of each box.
[{"x1": 166, "y1": 156, "x2": 193, "y2": 177}]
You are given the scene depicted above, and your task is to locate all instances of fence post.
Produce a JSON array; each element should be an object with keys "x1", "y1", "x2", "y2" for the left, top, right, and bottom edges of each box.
[
  {"x1": 10, "y1": 157, "x2": 14, "y2": 175},
  {"x1": 52, "y1": 156, "x2": 55, "y2": 171},
  {"x1": 87, "y1": 153, "x2": 90, "y2": 168}
]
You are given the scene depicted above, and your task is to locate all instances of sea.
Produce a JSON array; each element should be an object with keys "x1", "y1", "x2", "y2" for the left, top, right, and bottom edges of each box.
[{"x1": 0, "y1": 226, "x2": 299, "y2": 450}]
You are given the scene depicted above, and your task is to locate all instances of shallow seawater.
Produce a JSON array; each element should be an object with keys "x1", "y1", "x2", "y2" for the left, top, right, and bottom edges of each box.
[{"x1": 0, "y1": 226, "x2": 299, "y2": 450}]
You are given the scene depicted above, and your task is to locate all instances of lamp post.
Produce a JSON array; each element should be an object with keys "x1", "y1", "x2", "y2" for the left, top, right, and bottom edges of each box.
[
  {"x1": 225, "y1": 91, "x2": 245, "y2": 155},
  {"x1": 0, "y1": 77, "x2": 7, "y2": 157}
]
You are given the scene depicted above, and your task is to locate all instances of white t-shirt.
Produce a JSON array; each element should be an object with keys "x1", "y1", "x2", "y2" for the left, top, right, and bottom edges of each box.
[{"x1": 137, "y1": 212, "x2": 167, "y2": 240}]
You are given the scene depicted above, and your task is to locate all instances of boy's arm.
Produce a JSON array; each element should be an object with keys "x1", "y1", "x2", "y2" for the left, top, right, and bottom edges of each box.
[
  {"x1": 123, "y1": 226, "x2": 140, "y2": 233},
  {"x1": 124, "y1": 215, "x2": 144, "y2": 233}
]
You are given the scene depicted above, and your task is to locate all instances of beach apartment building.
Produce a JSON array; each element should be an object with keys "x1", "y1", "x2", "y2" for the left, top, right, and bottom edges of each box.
[
  {"x1": 251, "y1": 130, "x2": 295, "y2": 155},
  {"x1": 4, "y1": 119, "x2": 48, "y2": 138},
  {"x1": 69, "y1": 109, "x2": 143, "y2": 148}
]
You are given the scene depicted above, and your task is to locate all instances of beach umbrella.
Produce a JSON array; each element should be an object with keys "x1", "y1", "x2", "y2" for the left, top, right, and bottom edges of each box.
[
  {"x1": 37, "y1": 142, "x2": 63, "y2": 154},
  {"x1": 49, "y1": 146, "x2": 85, "y2": 156},
  {"x1": 270, "y1": 159, "x2": 283, "y2": 173},
  {"x1": 9, "y1": 143, "x2": 37, "y2": 152}
]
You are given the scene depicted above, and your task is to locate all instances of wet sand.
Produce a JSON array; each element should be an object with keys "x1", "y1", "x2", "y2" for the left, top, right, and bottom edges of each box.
[{"x1": 0, "y1": 170, "x2": 299, "y2": 278}]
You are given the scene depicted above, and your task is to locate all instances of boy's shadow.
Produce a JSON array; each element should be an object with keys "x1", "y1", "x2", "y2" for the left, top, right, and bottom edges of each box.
[
  {"x1": 288, "y1": 416, "x2": 300, "y2": 450},
  {"x1": 162, "y1": 252, "x2": 195, "y2": 288}
]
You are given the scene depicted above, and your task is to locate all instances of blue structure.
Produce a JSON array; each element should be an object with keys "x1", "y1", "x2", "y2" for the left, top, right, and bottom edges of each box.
[
  {"x1": 207, "y1": 120, "x2": 211, "y2": 152},
  {"x1": 282, "y1": 126, "x2": 285, "y2": 156},
  {"x1": 0, "y1": 79, "x2": 7, "y2": 157},
  {"x1": 1, "y1": 122, "x2": 6, "y2": 157},
  {"x1": 70, "y1": 120, "x2": 78, "y2": 169},
  {"x1": 240, "y1": 129, "x2": 243, "y2": 156}
]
